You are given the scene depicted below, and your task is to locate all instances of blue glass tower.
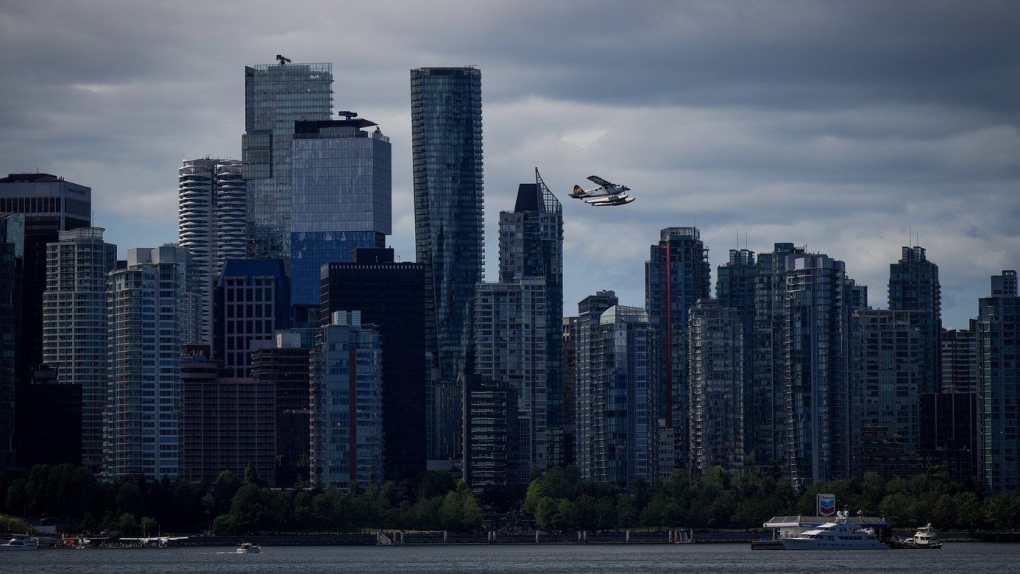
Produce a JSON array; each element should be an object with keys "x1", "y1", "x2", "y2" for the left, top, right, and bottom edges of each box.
[
  {"x1": 411, "y1": 67, "x2": 484, "y2": 460},
  {"x1": 290, "y1": 115, "x2": 391, "y2": 306}
]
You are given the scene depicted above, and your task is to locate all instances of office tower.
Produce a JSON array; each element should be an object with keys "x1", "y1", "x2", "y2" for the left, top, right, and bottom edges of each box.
[
  {"x1": 574, "y1": 291, "x2": 618, "y2": 479},
  {"x1": 42, "y1": 227, "x2": 117, "y2": 471},
  {"x1": 243, "y1": 58, "x2": 333, "y2": 259},
  {"x1": 179, "y1": 157, "x2": 247, "y2": 345},
  {"x1": 251, "y1": 332, "x2": 311, "y2": 487},
  {"x1": 106, "y1": 246, "x2": 197, "y2": 480},
  {"x1": 474, "y1": 277, "x2": 548, "y2": 481},
  {"x1": 941, "y1": 323, "x2": 978, "y2": 393},
  {"x1": 0, "y1": 213, "x2": 23, "y2": 469},
  {"x1": 888, "y1": 246, "x2": 941, "y2": 395},
  {"x1": 645, "y1": 227, "x2": 711, "y2": 474},
  {"x1": 750, "y1": 242, "x2": 804, "y2": 473},
  {"x1": 310, "y1": 311, "x2": 383, "y2": 489},
  {"x1": 920, "y1": 392, "x2": 977, "y2": 479},
  {"x1": 977, "y1": 270, "x2": 1020, "y2": 494},
  {"x1": 179, "y1": 345, "x2": 275, "y2": 486},
  {"x1": 463, "y1": 375, "x2": 520, "y2": 496},
  {"x1": 214, "y1": 259, "x2": 290, "y2": 378},
  {"x1": 784, "y1": 253, "x2": 852, "y2": 486},
  {"x1": 688, "y1": 299, "x2": 745, "y2": 475},
  {"x1": 322, "y1": 250, "x2": 427, "y2": 481},
  {"x1": 289, "y1": 114, "x2": 391, "y2": 306},
  {"x1": 498, "y1": 168, "x2": 564, "y2": 466},
  {"x1": 0, "y1": 173, "x2": 90, "y2": 389},
  {"x1": 411, "y1": 66, "x2": 484, "y2": 460},
  {"x1": 15, "y1": 365, "x2": 82, "y2": 468},
  {"x1": 715, "y1": 248, "x2": 755, "y2": 469},
  {"x1": 853, "y1": 309, "x2": 924, "y2": 478},
  {"x1": 591, "y1": 305, "x2": 653, "y2": 487}
]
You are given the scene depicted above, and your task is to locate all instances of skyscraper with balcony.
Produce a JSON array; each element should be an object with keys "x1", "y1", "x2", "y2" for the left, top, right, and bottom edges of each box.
[
  {"x1": 645, "y1": 227, "x2": 711, "y2": 474},
  {"x1": 106, "y1": 245, "x2": 198, "y2": 480},
  {"x1": 977, "y1": 270, "x2": 1020, "y2": 494},
  {"x1": 498, "y1": 168, "x2": 564, "y2": 466},
  {"x1": 411, "y1": 66, "x2": 484, "y2": 460},
  {"x1": 574, "y1": 290, "x2": 618, "y2": 479},
  {"x1": 289, "y1": 115, "x2": 391, "y2": 306},
  {"x1": 43, "y1": 227, "x2": 117, "y2": 470},
  {"x1": 243, "y1": 58, "x2": 333, "y2": 259},
  {"x1": 179, "y1": 157, "x2": 247, "y2": 345},
  {"x1": 888, "y1": 246, "x2": 941, "y2": 395},
  {"x1": 716, "y1": 248, "x2": 756, "y2": 469}
]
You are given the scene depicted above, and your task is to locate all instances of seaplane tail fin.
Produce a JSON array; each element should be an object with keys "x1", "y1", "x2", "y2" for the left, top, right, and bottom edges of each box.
[{"x1": 572, "y1": 185, "x2": 585, "y2": 197}]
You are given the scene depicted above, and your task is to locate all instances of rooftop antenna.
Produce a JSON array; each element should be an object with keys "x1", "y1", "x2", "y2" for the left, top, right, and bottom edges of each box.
[
  {"x1": 276, "y1": 54, "x2": 291, "y2": 65},
  {"x1": 338, "y1": 111, "x2": 358, "y2": 120}
]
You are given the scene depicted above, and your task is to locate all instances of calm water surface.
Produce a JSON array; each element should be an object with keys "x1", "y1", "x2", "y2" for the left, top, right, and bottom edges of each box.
[{"x1": 2, "y1": 543, "x2": 1018, "y2": 574}]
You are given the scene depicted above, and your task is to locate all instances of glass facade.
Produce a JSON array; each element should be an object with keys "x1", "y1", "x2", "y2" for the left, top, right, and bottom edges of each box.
[
  {"x1": 243, "y1": 61, "x2": 333, "y2": 258},
  {"x1": 411, "y1": 67, "x2": 484, "y2": 460},
  {"x1": 290, "y1": 118, "x2": 391, "y2": 306}
]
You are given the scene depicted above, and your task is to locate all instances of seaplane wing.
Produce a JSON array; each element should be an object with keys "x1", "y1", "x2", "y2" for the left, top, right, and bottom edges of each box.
[{"x1": 587, "y1": 175, "x2": 612, "y2": 188}]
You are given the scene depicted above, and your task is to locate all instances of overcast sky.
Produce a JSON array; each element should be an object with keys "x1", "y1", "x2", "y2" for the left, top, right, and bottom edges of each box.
[{"x1": 2, "y1": 0, "x2": 1018, "y2": 328}]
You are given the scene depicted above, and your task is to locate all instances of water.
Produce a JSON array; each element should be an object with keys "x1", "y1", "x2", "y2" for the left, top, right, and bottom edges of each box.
[{"x1": 2, "y1": 543, "x2": 1018, "y2": 574}]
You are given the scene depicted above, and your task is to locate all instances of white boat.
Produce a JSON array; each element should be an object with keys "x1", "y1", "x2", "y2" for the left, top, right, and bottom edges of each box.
[
  {"x1": 780, "y1": 511, "x2": 887, "y2": 550},
  {"x1": 905, "y1": 523, "x2": 942, "y2": 549},
  {"x1": 236, "y1": 542, "x2": 261, "y2": 554},
  {"x1": 0, "y1": 537, "x2": 40, "y2": 551}
]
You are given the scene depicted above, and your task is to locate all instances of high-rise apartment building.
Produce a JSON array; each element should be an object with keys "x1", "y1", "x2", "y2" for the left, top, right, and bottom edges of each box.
[
  {"x1": 105, "y1": 245, "x2": 198, "y2": 480},
  {"x1": 43, "y1": 227, "x2": 117, "y2": 470},
  {"x1": 310, "y1": 311, "x2": 383, "y2": 489},
  {"x1": 715, "y1": 248, "x2": 756, "y2": 469},
  {"x1": 289, "y1": 115, "x2": 391, "y2": 306},
  {"x1": 784, "y1": 253, "x2": 853, "y2": 486},
  {"x1": 574, "y1": 291, "x2": 618, "y2": 479},
  {"x1": 178, "y1": 157, "x2": 246, "y2": 345},
  {"x1": 463, "y1": 375, "x2": 520, "y2": 495},
  {"x1": 322, "y1": 250, "x2": 428, "y2": 482},
  {"x1": 251, "y1": 332, "x2": 311, "y2": 487},
  {"x1": 0, "y1": 213, "x2": 23, "y2": 469},
  {"x1": 941, "y1": 323, "x2": 978, "y2": 394},
  {"x1": 243, "y1": 58, "x2": 333, "y2": 258},
  {"x1": 474, "y1": 277, "x2": 548, "y2": 482},
  {"x1": 498, "y1": 168, "x2": 564, "y2": 466},
  {"x1": 977, "y1": 270, "x2": 1020, "y2": 494},
  {"x1": 0, "y1": 173, "x2": 90, "y2": 389},
  {"x1": 750, "y1": 242, "x2": 804, "y2": 472},
  {"x1": 411, "y1": 66, "x2": 484, "y2": 460},
  {"x1": 688, "y1": 299, "x2": 745, "y2": 475},
  {"x1": 888, "y1": 246, "x2": 941, "y2": 395},
  {"x1": 645, "y1": 227, "x2": 711, "y2": 474}
]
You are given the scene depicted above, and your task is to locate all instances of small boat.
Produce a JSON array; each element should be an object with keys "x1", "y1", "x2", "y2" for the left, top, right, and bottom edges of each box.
[
  {"x1": 0, "y1": 537, "x2": 40, "y2": 551},
  {"x1": 905, "y1": 523, "x2": 942, "y2": 549},
  {"x1": 780, "y1": 511, "x2": 887, "y2": 550},
  {"x1": 236, "y1": 542, "x2": 261, "y2": 554}
]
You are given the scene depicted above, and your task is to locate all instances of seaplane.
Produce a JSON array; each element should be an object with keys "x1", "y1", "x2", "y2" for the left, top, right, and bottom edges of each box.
[
  {"x1": 120, "y1": 534, "x2": 189, "y2": 548},
  {"x1": 570, "y1": 175, "x2": 635, "y2": 206}
]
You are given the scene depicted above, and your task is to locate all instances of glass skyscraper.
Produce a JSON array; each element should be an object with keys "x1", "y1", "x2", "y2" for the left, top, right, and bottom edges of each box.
[
  {"x1": 290, "y1": 116, "x2": 391, "y2": 306},
  {"x1": 243, "y1": 59, "x2": 333, "y2": 259},
  {"x1": 411, "y1": 67, "x2": 484, "y2": 460}
]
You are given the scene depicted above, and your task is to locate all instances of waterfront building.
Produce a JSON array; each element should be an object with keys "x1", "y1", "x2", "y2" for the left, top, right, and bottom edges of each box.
[
  {"x1": 213, "y1": 259, "x2": 290, "y2": 378},
  {"x1": 15, "y1": 365, "x2": 82, "y2": 468},
  {"x1": 105, "y1": 245, "x2": 198, "y2": 480},
  {"x1": 977, "y1": 270, "x2": 1020, "y2": 494},
  {"x1": 243, "y1": 58, "x2": 333, "y2": 258},
  {"x1": 715, "y1": 248, "x2": 756, "y2": 469},
  {"x1": 498, "y1": 168, "x2": 564, "y2": 466},
  {"x1": 289, "y1": 114, "x2": 391, "y2": 306},
  {"x1": 474, "y1": 277, "x2": 548, "y2": 482},
  {"x1": 42, "y1": 227, "x2": 116, "y2": 471},
  {"x1": 0, "y1": 213, "x2": 23, "y2": 469},
  {"x1": 888, "y1": 246, "x2": 942, "y2": 395},
  {"x1": 688, "y1": 299, "x2": 745, "y2": 475},
  {"x1": 941, "y1": 323, "x2": 978, "y2": 394},
  {"x1": 645, "y1": 227, "x2": 711, "y2": 475},
  {"x1": 463, "y1": 374, "x2": 520, "y2": 496},
  {"x1": 178, "y1": 157, "x2": 246, "y2": 345},
  {"x1": 322, "y1": 249, "x2": 428, "y2": 482},
  {"x1": 574, "y1": 291, "x2": 618, "y2": 480},
  {"x1": 179, "y1": 345, "x2": 276, "y2": 486},
  {"x1": 591, "y1": 305, "x2": 653, "y2": 487},
  {"x1": 920, "y1": 391, "x2": 978, "y2": 480},
  {"x1": 411, "y1": 66, "x2": 484, "y2": 461},
  {"x1": 310, "y1": 311, "x2": 383, "y2": 489},
  {"x1": 750, "y1": 242, "x2": 804, "y2": 473},
  {"x1": 251, "y1": 332, "x2": 311, "y2": 487},
  {"x1": 783, "y1": 253, "x2": 854, "y2": 486},
  {"x1": 0, "y1": 173, "x2": 90, "y2": 391}
]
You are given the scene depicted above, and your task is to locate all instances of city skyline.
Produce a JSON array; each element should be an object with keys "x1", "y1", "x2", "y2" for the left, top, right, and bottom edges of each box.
[{"x1": 2, "y1": 1, "x2": 1019, "y2": 329}]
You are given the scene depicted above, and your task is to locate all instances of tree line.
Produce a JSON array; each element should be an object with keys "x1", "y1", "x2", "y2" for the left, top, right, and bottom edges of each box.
[{"x1": 4, "y1": 463, "x2": 1020, "y2": 535}]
